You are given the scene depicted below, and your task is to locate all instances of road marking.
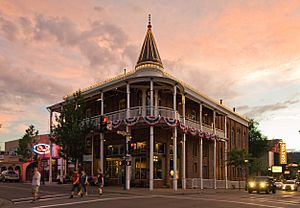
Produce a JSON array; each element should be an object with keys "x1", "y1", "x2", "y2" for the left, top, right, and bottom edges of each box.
[
  {"x1": 31, "y1": 195, "x2": 160, "y2": 208},
  {"x1": 0, "y1": 185, "x2": 57, "y2": 194},
  {"x1": 162, "y1": 195, "x2": 288, "y2": 208},
  {"x1": 12, "y1": 194, "x2": 67, "y2": 202}
]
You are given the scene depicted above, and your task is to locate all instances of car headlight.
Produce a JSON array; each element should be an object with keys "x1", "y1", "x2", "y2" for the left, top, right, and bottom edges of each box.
[
  {"x1": 291, "y1": 185, "x2": 295, "y2": 190},
  {"x1": 282, "y1": 185, "x2": 286, "y2": 189},
  {"x1": 260, "y1": 182, "x2": 266, "y2": 188},
  {"x1": 249, "y1": 182, "x2": 255, "y2": 188}
]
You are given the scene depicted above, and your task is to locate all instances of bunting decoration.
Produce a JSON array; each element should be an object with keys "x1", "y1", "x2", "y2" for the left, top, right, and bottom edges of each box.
[
  {"x1": 163, "y1": 117, "x2": 177, "y2": 127},
  {"x1": 124, "y1": 116, "x2": 140, "y2": 127},
  {"x1": 112, "y1": 120, "x2": 122, "y2": 129},
  {"x1": 199, "y1": 130, "x2": 205, "y2": 139},
  {"x1": 189, "y1": 127, "x2": 198, "y2": 136},
  {"x1": 179, "y1": 122, "x2": 188, "y2": 133},
  {"x1": 143, "y1": 115, "x2": 161, "y2": 126},
  {"x1": 204, "y1": 132, "x2": 211, "y2": 140}
]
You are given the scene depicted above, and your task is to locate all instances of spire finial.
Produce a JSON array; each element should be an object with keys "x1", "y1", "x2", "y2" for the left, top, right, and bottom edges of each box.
[{"x1": 148, "y1": 14, "x2": 152, "y2": 28}]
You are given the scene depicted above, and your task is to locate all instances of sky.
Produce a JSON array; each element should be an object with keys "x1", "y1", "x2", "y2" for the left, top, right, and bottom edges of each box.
[{"x1": 0, "y1": 0, "x2": 300, "y2": 151}]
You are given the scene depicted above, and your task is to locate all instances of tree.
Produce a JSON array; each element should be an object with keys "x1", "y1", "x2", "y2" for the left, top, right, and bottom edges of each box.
[
  {"x1": 227, "y1": 148, "x2": 248, "y2": 190},
  {"x1": 17, "y1": 125, "x2": 39, "y2": 162},
  {"x1": 248, "y1": 119, "x2": 269, "y2": 175},
  {"x1": 53, "y1": 91, "x2": 93, "y2": 170}
]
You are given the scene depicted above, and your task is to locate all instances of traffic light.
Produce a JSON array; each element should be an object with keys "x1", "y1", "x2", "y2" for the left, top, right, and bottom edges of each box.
[{"x1": 98, "y1": 116, "x2": 108, "y2": 132}]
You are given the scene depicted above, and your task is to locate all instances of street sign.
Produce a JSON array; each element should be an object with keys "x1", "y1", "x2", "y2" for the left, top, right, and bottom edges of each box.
[{"x1": 117, "y1": 130, "x2": 131, "y2": 137}]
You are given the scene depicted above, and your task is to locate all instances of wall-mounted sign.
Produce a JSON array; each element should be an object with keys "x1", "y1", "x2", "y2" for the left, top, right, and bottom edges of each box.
[
  {"x1": 272, "y1": 166, "x2": 282, "y2": 173},
  {"x1": 279, "y1": 142, "x2": 287, "y2": 164},
  {"x1": 33, "y1": 143, "x2": 50, "y2": 155}
]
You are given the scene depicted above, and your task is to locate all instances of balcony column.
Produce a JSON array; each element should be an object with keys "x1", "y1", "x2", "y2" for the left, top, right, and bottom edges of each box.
[
  {"x1": 173, "y1": 85, "x2": 177, "y2": 191},
  {"x1": 213, "y1": 110, "x2": 217, "y2": 189},
  {"x1": 142, "y1": 89, "x2": 146, "y2": 116},
  {"x1": 224, "y1": 116, "x2": 228, "y2": 189},
  {"x1": 100, "y1": 92, "x2": 104, "y2": 175},
  {"x1": 154, "y1": 90, "x2": 159, "y2": 116},
  {"x1": 182, "y1": 93, "x2": 186, "y2": 190},
  {"x1": 126, "y1": 82, "x2": 131, "y2": 190},
  {"x1": 49, "y1": 110, "x2": 53, "y2": 183},
  {"x1": 199, "y1": 103, "x2": 203, "y2": 189},
  {"x1": 149, "y1": 79, "x2": 154, "y2": 190}
]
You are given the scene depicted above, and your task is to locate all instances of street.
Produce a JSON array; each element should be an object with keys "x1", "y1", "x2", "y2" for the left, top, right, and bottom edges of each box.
[{"x1": 1, "y1": 183, "x2": 300, "y2": 208}]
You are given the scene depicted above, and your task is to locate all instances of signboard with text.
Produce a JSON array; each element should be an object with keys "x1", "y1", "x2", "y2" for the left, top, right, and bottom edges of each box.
[
  {"x1": 271, "y1": 166, "x2": 282, "y2": 173},
  {"x1": 280, "y1": 142, "x2": 287, "y2": 164}
]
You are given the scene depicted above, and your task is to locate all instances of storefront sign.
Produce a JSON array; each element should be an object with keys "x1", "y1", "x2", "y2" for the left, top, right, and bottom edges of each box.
[
  {"x1": 33, "y1": 143, "x2": 50, "y2": 155},
  {"x1": 272, "y1": 166, "x2": 282, "y2": 173},
  {"x1": 83, "y1": 154, "x2": 92, "y2": 162},
  {"x1": 279, "y1": 142, "x2": 287, "y2": 164}
]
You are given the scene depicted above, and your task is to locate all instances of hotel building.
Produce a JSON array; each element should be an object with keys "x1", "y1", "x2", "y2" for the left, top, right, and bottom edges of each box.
[{"x1": 48, "y1": 18, "x2": 249, "y2": 190}]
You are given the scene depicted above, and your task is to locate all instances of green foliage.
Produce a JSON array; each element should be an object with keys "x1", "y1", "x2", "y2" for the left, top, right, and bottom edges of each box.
[
  {"x1": 17, "y1": 125, "x2": 39, "y2": 162},
  {"x1": 249, "y1": 119, "x2": 268, "y2": 158},
  {"x1": 227, "y1": 148, "x2": 248, "y2": 169},
  {"x1": 53, "y1": 91, "x2": 93, "y2": 165}
]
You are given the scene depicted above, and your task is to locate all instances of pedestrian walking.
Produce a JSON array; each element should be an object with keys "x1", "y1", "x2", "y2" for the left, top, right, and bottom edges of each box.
[
  {"x1": 79, "y1": 170, "x2": 88, "y2": 197},
  {"x1": 31, "y1": 167, "x2": 41, "y2": 203},
  {"x1": 69, "y1": 170, "x2": 80, "y2": 198},
  {"x1": 97, "y1": 169, "x2": 104, "y2": 195}
]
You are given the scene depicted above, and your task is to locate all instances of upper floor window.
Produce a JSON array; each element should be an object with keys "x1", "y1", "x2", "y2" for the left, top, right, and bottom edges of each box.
[{"x1": 231, "y1": 128, "x2": 235, "y2": 146}]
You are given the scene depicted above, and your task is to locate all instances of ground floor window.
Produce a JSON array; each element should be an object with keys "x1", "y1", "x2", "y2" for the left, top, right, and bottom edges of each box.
[
  {"x1": 154, "y1": 155, "x2": 165, "y2": 179},
  {"x1": 134, "y1": 157, "x2": 147, "y2": 179},
  {"x1": 106, "y1": 158, "x2": 121, "y2": 178}
]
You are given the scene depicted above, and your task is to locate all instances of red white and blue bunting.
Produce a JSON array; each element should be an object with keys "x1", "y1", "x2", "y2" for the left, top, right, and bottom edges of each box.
[
  {"x1": 143, "y1": 116, "x2": 161, "y2": 126},
  {"x1": 163, "y1": 117, "x2": 177, "y2": 127},
  {"x1": 189, "y1": 127, "x2": 198, "y2": 136},
  {"x1": 124, "y1": 117, "x2": 140, "y2": 127},
  {"x1": 179, "y1": 122, "x2": 188, "y2": 133},
  {"x1": 112, "y1": 120, "x2": 122, "y2": 129}
]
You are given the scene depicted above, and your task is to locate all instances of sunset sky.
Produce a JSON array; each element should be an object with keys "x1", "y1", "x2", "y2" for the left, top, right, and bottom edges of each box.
[{"x1": 0, "y1": 0, "x2": 300, "y2": 151}]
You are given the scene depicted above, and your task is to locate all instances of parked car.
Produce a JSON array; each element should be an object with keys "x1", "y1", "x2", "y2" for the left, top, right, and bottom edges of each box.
[
  {"x1": 0, "y1": 170, "x2": 20, "y2": 182},
  {"x1": 274, "y1": 181, "x2": 283, "y2": 190},
  {"x1": 247, "y1": 176, "x2": 276, "y2": 194},
  {"x1": 282, "y1": 180, "x2": 297, "y2": 191}
]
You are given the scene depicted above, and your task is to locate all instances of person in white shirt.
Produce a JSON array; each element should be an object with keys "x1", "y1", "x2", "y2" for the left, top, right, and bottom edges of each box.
[{"x1": 32, "y1": 167, "x2": 41, "y2": 202}]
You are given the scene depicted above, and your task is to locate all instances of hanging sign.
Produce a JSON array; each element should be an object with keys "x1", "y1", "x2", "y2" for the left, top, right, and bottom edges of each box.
[{"x1": 33, "y1": 143, "x2": 50, "y2": 155}]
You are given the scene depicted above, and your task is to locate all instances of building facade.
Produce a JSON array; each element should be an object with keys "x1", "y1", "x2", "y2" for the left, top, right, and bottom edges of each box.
[{"x1": 48, "y1": 18, "x2": 249, "y2": 190}]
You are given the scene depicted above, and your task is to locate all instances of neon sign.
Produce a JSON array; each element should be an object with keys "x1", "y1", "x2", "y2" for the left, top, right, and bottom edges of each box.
[{"x1": 33, "y1": 143, "x2": 50, "y2": 155}]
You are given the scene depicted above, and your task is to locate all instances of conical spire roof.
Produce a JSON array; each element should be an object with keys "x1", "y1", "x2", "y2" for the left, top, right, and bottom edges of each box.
[{"x1": 135, "y1": 15, "x2": 163, "y2": 70}]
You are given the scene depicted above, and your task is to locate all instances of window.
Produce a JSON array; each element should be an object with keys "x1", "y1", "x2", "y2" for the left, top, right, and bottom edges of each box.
[
  {"x1": 203, "y1": 166, "x2": 208, "y2": 179},
  {"x1": 203, "y1": 142, "x2": 209, "y2": 157},
  {"x1": 231, "y1": 128, "x2": 235, "y2": 146},
  {"x1": 154, "y1": 156, "x2": 164, "y2": 179},
  {"x1": 155, "y1": 143, "x2": 165, "y2": 154},
  {"x1": 130, "y1": 142, "x2": 146, "y2": 154},
  {"x1": 106, "y1": 158, "x2": 120, "y2": 178},
  {"x1": 193, "y1": 163, "x2": 198, "y2": 173},
  {"x1": 135, "y1": 157, "x2": 147, "y2": 179},
  {"x1": 106, "y1": 145, "x2": 123, "y2": 156},
  {"x1": 192, "y1": 142, "x2": 198, "y2": 156},
  {"x1": 237, "y1": 129, "x2": 241, "y2": 147}
]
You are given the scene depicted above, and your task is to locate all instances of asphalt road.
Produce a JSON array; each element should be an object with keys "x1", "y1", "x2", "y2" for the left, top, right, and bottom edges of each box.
[{"x1": 1, "y1": 182, "x2": 300, "y2": 208}]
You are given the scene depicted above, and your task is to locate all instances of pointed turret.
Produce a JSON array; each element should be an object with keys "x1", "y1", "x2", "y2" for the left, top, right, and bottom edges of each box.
[{"x1": 135, "y1": 15, "x2": 164, "y2": 70}]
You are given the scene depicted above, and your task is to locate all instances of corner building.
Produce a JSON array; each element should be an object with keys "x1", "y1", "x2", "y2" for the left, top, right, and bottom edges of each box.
[{"x1": 48, "y1": 19, "x2": 249, "y2": 190}]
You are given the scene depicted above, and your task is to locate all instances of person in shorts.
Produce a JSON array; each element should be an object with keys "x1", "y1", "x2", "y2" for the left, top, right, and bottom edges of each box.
[
  {"x1": 69, "y1": 170, "x2": 80, "y2": 198},
  {"x1": 31, "y1": 167, "x2": 41, "y2": 202}
]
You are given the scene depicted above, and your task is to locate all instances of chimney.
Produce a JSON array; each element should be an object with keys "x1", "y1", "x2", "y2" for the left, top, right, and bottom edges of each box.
[
  {"x1": 220, "y1": 99, "x2": 223, "y2": 105},
  {"x1": 233, "y1": 107, "x2": 236, "y2": 112},
  {"x1": 124, "y1": 68, "x2": 127, "y2": 75}
]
